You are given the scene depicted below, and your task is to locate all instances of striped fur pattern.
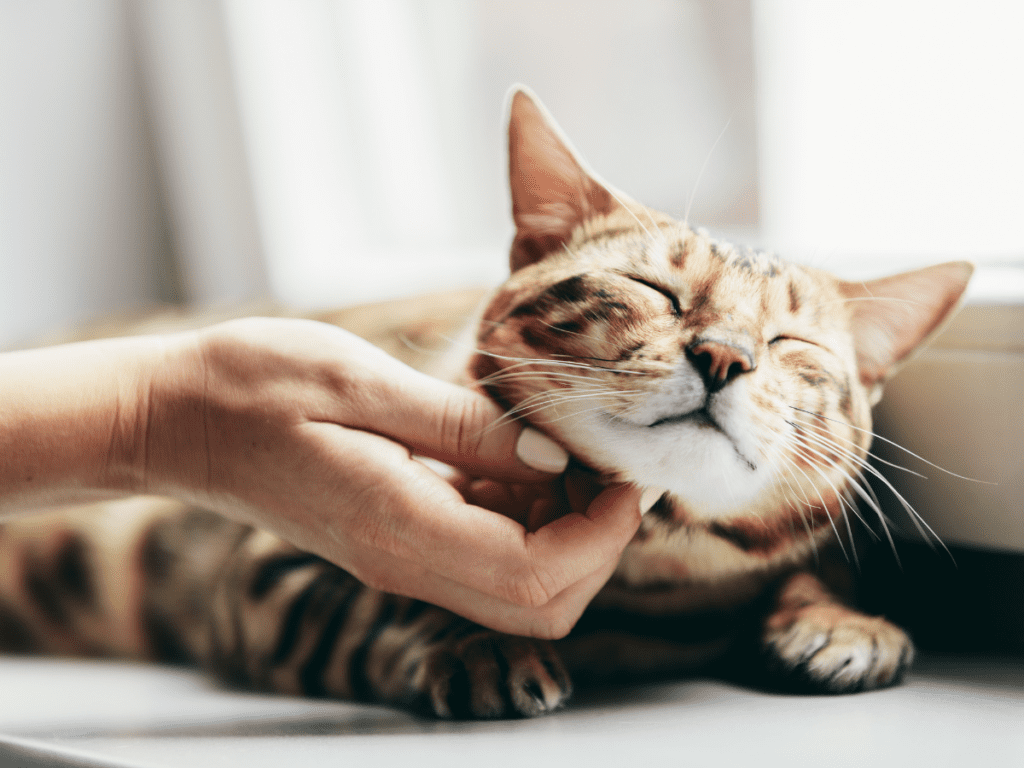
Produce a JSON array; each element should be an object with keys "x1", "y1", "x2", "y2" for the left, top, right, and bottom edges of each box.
[{"x1": 0, "y1": 89, "x2": 972, "y2": 717}]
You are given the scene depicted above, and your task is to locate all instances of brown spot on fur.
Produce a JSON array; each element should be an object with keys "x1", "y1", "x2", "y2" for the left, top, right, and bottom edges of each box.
[
  {"x1": 789, "y1": 281, "x2": 802, "y2": 314},
  {"x1": 250, "y1": 553, "x2": 321, "y2": 600},
  {"x1": 670, "y1": 239, "x2": 690, "y2": 267},
  {"x1": 582, "y1": 227, "x2": 636, "y2": 246},
  {"x1": 585, "y1": 299, "x2": 630, "y2": 323},
  {"x1": 617, "y1": 342, "x2": 645, "y2": 361},
  {"x1": 508, "y1": 302, "x2": 541, "y2": 319},
  {"x1": 780, "y1": 349, "x2": 818, "y2": 371},
  {"x1": 551, "y1": 319, "x2": 583, "y2": 335},
  {"x1": 708, "y1": 504, "x2": 833, "y2": 557},
  {"x1": 0, "y1": 599, "x2": 40, "y2": 653},
  {"x1": 798, "y1": 369, "x2": 829, "y2": 388},
  {"x1": 143, "y1": 606, "x2": 194, "y2": 664},
  {"x1": 55, "y1": 536, "x2": 96, "y2": 610},
  {"x1": 836, "y1": 378, "x2": 854, "y2": 421},
  {"x1": 141, "y1": 523, "x2": 174, "y2": 583},
  {"x1": 684, "y1": 278, "x2": 716, "y2": 323},
  {"x1": 24, "y1": 553, "x2": 70, "y2": 626},
  {"x1": 469, "y1": 351, "x2": 502, "y2": 386},
  {"x1": 648, "y1": 495, "x2": 679, "y2": 525},
  {"x1": 545, "y1": 275, "x2": 589, "y2": 304},
  {"x1": 520, "y1": 325, "x2": 549, "y2": 349}
]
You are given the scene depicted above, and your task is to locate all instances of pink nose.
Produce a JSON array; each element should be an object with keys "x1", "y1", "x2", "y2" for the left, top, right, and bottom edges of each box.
[{"x1": 687, "y1": 338, "x2": 755, "y2": 387}]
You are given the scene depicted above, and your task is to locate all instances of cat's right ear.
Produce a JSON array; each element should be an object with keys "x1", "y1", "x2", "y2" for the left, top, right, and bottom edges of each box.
[
  {"x1": 507, "y1": 87, "x2": 620, "y2": 272},
  {"x1": 839, "y1": 261, "x2": 974, "y2": 404}
]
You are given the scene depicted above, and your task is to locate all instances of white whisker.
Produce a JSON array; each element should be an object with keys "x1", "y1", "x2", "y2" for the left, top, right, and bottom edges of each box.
[
  {"x1": 774, "y1": 437, "x2": 850, "y2": 561},
  {"x1": 789, "y1": 406, "x2": 994, "y2": 485},
  {"x1": 603, "y1": 185, "x2": 660, "y2": 245},
  {"x1": 684, "y1": 117, "x2": 731, "y2": 227}
]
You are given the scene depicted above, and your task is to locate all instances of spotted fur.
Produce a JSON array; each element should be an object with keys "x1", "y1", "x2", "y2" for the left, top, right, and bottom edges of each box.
[{"x1": 0, "y1": 88, "x2": 972, "y2": 716}]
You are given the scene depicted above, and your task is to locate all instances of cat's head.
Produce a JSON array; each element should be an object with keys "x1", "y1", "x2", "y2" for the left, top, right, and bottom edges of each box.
[{"x1": 471, "y1": 88, "x2": 972, "y2": 528}]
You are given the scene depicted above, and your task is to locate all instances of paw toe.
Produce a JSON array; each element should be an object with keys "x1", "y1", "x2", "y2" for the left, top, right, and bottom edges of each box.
[
  {"x1": 764, "y1": 608, "x2": 914, "y2": 693},
  {"x1": 419, "y1": 632, "x2": 571, "y2": 719}
]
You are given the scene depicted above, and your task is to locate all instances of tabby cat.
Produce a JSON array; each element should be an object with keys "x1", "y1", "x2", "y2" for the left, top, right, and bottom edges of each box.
[{"x1": 0, "y1": 89, "x2": 972, "y2": 718}]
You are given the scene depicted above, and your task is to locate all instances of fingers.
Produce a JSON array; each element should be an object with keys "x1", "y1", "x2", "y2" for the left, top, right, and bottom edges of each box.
[
  {"x1": 349, "y1": 544, "x2": 621, "y2": 638},
  {"x1": 307, "y1": 424, "x2": 639, "y2": 606},
  {"x1": 337, "y1": 357, "x2": 569, "y2": 482},
  {"x1": 328, "y1": 427, "x2": 643, "y2": 607}
]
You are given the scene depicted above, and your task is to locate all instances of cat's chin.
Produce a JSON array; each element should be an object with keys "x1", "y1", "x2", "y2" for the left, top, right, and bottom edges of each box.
[{"x1": 560, "y1": 410, "x2": 776, "y2": 519}]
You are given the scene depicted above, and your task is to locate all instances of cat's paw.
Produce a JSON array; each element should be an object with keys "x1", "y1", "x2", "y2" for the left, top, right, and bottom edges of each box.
[
  {"x1": 762, "y1": 602, "x2": 914, "y2": 693},
  {"x1": 414, "y1": 631, "x2": 572, "y2": 719}
]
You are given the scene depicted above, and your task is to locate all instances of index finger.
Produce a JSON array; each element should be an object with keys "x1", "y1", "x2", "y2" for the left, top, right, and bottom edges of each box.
[{"x1": 339, "y1": 349, "x2": 569, "y2": 482}]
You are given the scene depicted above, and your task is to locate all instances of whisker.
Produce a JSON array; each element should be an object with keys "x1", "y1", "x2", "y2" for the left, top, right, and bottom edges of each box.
[
  {"x1": 785, "y1": 431, "x2": 885, "y2": 558},
  {"x1": 473, "y1": 347, "x2": 648, "y2": 376},
  {"x1": 603, "y1": 186, "x2": 659, "y2": 244},
  {"x1": 788, "y1": 406, "x2": 994, "y2": 485},
  {"x1": 491, "y1": 388, "x2": 625, "y2": 428},
  {"x1": 790, "y1": 414, "x2": 929, "y2": 480},
  {"x1": 784, "y1": 438, "x2": 862, "y2": 566},
  {"x1": 789, "y1": 417, "x2": 951, "y2": 561},
  {"x1": 786, "y1": 422, "x2": 894, "y2": 534},
  {"x1": 775, "y1": 439, "x2": 850, "y2": 561},
  {"x1": 684, "y1": 117, "x2": 731, "y2": 227},
  {"x1": 774, "y1": 453, "x2": 824, "y2": 564},
  {"x1": 478, "y1": 367, "x2": 619, "y2": 383}
]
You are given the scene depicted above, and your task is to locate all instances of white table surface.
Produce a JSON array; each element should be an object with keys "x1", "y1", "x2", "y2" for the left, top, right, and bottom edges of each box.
[{"x1": 0, "y1": 654, "x2": 1020, "y2": 768}]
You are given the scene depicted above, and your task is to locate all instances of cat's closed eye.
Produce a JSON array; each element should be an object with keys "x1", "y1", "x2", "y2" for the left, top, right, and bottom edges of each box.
[{"x1": 626, "y1": 276, "x2": 682, "y2": 317}]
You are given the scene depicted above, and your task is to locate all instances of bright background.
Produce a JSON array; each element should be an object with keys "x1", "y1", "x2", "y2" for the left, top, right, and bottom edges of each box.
[{"x1": 1, "y1": 0, "x2": 1022, "y2": 348}]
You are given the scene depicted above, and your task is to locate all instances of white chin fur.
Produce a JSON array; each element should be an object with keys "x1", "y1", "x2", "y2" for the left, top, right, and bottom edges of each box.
[
  {"x1": 547, "y1": 368, "x2": 774, "y2": 518},
  {"x1": 579, "y1": 413, "x2": 773, "y2": 517}
]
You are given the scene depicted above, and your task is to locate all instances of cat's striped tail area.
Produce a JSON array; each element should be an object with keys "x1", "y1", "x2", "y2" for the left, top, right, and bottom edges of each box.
[{"x1": 140, "y1": 509, "x2": 572, "y2": 718}]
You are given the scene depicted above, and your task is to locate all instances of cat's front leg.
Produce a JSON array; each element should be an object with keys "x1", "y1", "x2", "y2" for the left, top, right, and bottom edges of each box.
[{"x1": 760, "y1": 570, "x2": 914, "y2": 692}]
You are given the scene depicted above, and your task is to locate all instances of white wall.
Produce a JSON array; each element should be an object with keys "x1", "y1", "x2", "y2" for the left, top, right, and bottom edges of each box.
[
  {"x1": 752, "y1": 0, "x2": 1024, "y2": 282},
  {"x1": 0, "y1": 0, "x2": 760, "y2": 337},
  {"x1": 0, "y1": 0, "x2": 169, "y2": 348},
  {"x1": 214, "y1": 0, "x2": 760, "y2": 309},
  {"x1": 6, "y1": 0, "x2": 1020, "y2": 348}
]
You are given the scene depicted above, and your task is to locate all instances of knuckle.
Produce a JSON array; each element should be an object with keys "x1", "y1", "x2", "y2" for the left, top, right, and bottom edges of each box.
[
  {"x1": 505, "y1": 562, "x2": 558, "y2": 609},
  {"x1": 440, "y1": 394, "x2": 489, "y2": 461}
]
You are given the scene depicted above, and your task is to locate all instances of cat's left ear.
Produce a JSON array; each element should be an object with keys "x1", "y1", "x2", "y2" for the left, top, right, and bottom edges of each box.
[
  {"x1": 506, "y1": 86, "x2": 622, "y2": 272},
  {"x1": 839, "y1": 261, "x2": 974, "y2": 403}
]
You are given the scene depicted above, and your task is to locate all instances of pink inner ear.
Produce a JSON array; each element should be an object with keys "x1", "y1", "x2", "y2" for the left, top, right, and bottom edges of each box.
[
  {"x1": 840, "y1": 261, "x2": 974, "y2": 387},
  {"x1": 507, "y1": 89, "x2": 618, "y2": 271}
]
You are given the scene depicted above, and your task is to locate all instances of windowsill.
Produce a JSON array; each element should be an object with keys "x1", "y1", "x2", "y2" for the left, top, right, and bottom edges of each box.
[{"x1": 0, "y1": 655, "x2": 1021, "y2": 768}]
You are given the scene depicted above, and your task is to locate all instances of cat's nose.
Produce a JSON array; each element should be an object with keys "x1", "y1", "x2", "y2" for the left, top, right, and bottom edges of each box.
[{"x1": 687, "y1": 336, "x2": 756, "y2": 390}]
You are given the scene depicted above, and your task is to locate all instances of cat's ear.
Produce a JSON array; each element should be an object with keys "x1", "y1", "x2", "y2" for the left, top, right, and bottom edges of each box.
[
  {"x1": 507, "y1": 86, "x2": 620, "y2": 271},
  {"x1": 839, "y1": 261, "x2": 973, "y2": 403}
]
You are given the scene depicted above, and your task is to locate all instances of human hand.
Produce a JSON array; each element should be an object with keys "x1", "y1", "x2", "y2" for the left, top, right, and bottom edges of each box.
[{"x1": 137, "y1": 317, "x2": 650, "y2": 638}]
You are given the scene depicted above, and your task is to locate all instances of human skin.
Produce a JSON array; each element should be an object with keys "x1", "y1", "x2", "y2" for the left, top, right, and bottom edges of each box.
[{"x1": 0, "y1": 317, "x2": 654, "y2": 638}]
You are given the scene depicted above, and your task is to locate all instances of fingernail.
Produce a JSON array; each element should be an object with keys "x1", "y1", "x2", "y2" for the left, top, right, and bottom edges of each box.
[
  {"x1": 639, "y1": 487, "x2": 668, "y2": 515},
  {"x1": 516, "y1": 428, "x2": 569, "y2": 473}
]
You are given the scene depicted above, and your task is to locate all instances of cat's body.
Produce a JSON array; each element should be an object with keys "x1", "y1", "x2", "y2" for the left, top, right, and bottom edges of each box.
[{"x1": 0, "y1": 89, "x2": 972, "y2": 718}]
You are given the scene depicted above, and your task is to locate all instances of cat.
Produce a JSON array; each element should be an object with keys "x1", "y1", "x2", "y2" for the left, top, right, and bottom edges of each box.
[{"x1": 0, "y1": 87, "x2": 972, "y2": 718}]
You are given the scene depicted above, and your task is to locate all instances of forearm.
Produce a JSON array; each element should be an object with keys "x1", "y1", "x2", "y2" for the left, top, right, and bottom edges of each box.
[{"x1": 0, "y1": 335, "x2": 172, "y2": 513}]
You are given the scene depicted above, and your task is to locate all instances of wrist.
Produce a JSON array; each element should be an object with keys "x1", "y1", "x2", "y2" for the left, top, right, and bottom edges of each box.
[
  {"x1": 127, "y1": 329, "x2": 209, "y2": 501},
  {"x1": 0, "y1": 334, "x2": 176, "y2": 511}
]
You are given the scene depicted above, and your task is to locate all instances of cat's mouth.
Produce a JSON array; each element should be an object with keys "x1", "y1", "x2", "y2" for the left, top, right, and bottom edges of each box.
[
  {"x1": 646, "y1": 407, "x2": 757, "y2": 472},
  {"x1": 647, "y1": 408, "x2": 717, "y2": 430}
]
